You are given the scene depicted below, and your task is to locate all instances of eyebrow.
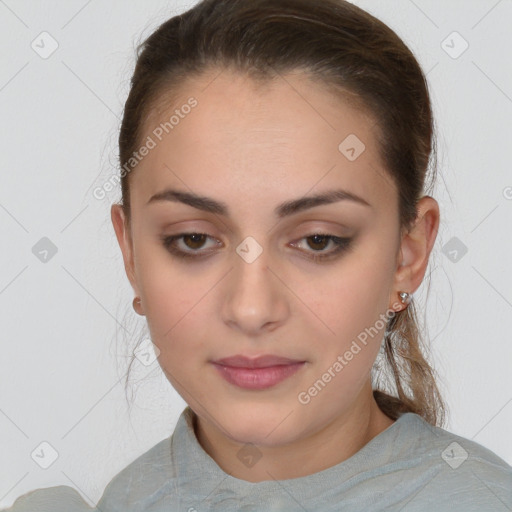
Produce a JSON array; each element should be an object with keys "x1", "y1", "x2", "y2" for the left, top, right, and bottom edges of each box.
[{"x1": 146, "y1": 187, "x2": 372, "y2": 218}]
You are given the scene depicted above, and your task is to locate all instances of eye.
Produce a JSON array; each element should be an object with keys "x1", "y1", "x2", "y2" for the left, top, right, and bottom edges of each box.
[
  {"x1": 161, "y1": 233, "x2": 221, "y2": 259},
  {"x1": 290, "y1": 234, "x2": 353, "y2": 262},
  {"x1": 161, "y1": 232, "x2": 353, "y2": 263}
]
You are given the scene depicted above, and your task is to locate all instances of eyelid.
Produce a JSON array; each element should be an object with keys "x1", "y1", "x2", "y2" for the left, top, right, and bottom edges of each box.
[
  {"x1": 289, "y1": 233, "x2": 351, "y2": 255},
  {"x1": 161, "y1": 232, "x2": 222, "y2": 257}
]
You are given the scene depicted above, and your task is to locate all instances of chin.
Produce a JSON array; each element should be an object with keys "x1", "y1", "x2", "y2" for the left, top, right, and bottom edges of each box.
[{"x1": 219, "y1": 406, "x2": 300, "y2": 447}]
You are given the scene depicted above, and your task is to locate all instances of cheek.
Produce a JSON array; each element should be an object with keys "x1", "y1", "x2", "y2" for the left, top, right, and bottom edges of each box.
[
  {"x1": 133, "y1": 246, "x2": 203, "y2": 344},
  {"x1": 142, "y1": 276, "x2": 212, "y2": 352},
  {"x1": 142, "y1": 284, "x2": 210, "y2": 394},
  {"x1": 301, "y1": 247, "x2": 394, "y2": 382},
  {"x1": 306, "y1": 258, "x2": 391, "y2": 336}
]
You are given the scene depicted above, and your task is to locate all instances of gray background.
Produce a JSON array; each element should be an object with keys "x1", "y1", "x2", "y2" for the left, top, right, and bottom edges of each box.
[{"x1": 1, "y1": 0, "x2": 511, "y2": 507}]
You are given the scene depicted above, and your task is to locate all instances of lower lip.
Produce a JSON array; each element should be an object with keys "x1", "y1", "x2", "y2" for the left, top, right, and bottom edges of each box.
[{"x1": 212, "y1": 362, "x2": 305, "y2": 390}]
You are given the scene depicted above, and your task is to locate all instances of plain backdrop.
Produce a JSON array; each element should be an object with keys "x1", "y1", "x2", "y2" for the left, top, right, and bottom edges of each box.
[{"x1": 1, "y1": 0, "x2": 511, "y2": 508}]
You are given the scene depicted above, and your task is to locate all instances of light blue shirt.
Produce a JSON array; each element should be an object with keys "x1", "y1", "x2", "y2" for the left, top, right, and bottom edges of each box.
[{"x1": 3, "y1": 406, "x2": 512, "y2": 511}]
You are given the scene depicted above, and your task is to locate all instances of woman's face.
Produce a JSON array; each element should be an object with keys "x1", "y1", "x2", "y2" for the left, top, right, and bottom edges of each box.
[{"x1": 113, "y1": 68, "x2": 419, "y2": 449}]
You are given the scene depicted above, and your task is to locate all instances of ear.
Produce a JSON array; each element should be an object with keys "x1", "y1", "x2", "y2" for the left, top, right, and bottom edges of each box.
[
  {"x1": 390, "y1": 196, "x2": 440, "y2": 309},
  {"x1": 111, "y1": 204, "x2": 139, "y2": 294}
]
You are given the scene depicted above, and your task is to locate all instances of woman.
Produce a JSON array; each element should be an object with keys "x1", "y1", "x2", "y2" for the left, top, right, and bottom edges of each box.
[{"x1": 4, "y1": 0, "x2": 511, "y2": 510}]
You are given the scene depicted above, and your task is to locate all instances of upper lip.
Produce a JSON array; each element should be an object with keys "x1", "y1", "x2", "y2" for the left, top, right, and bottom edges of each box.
[{"x1": 212, "y1": 355, "x2": 305, "y2": 368}]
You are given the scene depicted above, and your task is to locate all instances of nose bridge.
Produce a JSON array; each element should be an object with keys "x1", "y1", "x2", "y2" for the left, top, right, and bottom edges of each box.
[
  {"x1": 232, "y1": 237, "x2": 273, "y2": 299},
  {"x1": 221, "y1": 236, "x2": 287, "y2": 332}
]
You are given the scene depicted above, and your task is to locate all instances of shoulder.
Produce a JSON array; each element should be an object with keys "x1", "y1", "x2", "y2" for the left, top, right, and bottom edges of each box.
[
  {"x1": 3, "y1": 409, "x2": 189, "y2": 512},
  {"x1": 387, "y1": 413, "x2": 512, "y2": 510},
  {"x1": 1, "y1": 485, "x2": 94, "y2": 512}
]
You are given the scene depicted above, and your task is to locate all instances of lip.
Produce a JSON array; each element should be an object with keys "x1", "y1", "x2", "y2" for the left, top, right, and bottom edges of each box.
[
  {"x1": 212, "y1": 354, "x2": 305, "y2": 368},
  {"x1": 211, "y1": 355, "x2": 306, "y2": 390}
]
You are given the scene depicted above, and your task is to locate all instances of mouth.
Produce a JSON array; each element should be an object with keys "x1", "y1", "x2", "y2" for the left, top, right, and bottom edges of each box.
[{"x1": 211, "y1": 354, "x2": 306, "y2": 390}]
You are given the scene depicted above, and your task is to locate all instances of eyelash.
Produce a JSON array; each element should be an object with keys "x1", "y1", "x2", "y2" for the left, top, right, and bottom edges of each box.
[{"x1": 161, "y1": 232, "x2": 353, "y2": 263}]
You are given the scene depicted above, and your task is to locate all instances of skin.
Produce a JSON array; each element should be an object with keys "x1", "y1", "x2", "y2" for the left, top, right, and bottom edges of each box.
[{"x1": 111, "y1": 68, "x2": 440, "y2": 482}]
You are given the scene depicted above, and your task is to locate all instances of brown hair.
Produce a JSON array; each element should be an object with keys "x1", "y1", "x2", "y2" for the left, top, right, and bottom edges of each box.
[{"x1": 117, "y1": 0, "x2": 447, "y2": 427}]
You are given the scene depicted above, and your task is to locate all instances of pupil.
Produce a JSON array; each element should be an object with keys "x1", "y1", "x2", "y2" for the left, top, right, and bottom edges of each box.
[
  {"x1": 185, "y1": 234, "x2": 205, "y2": 249},
  {"x1": 308, "y1": 235, "x2": 328, "y2": 250}
]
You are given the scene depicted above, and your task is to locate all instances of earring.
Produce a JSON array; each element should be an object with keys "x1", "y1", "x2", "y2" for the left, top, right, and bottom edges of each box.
[
  {"x1": 386, "y1": 291, "x2": 411, "y2": 336},
  {"x1": 132, "y1": 296, "x2": 143, "y2": 315},
  {"x1": 398, "y1": 291, "x2": 412, "y2": 306}
]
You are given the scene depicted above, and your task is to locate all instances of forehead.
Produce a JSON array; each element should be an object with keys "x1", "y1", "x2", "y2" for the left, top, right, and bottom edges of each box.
[{"x1": 131, "y1": 68, "x2": 396, "y2": 212}]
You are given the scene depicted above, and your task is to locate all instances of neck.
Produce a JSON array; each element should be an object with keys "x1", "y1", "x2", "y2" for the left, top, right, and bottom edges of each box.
[{"x1": 193, "y1": 382, "x2": 396, "y2": 482}]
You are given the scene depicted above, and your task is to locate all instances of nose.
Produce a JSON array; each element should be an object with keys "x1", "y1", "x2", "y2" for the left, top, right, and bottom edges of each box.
[{"x1": 221, "y1": 246, "x2": 289, "y2": 336}]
